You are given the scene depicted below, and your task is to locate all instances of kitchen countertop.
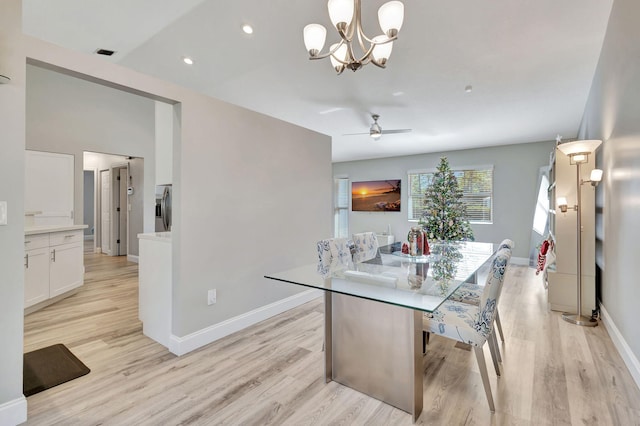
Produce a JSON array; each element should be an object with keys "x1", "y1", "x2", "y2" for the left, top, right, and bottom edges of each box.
[
  {"x1": 25, "y1": 224, "x2": 88, "y2": 235},
  {"x1": 138, "y1": 231, "x2": 172, "y2": 242}
]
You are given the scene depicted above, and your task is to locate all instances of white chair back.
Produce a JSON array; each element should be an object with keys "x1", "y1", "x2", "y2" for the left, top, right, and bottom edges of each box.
[
  {"x1": 317, "y1": 237, "x2": 352, "y2": 277},
  {"x1": 475, "y1": 248, "x2": 512, "y2": 338},
  {"x1": 351, "y1": 232, "x2": 379, "y2": 263}
]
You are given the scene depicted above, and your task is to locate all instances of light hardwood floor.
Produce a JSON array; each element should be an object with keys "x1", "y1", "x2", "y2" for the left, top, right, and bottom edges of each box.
[{"x1": 23, "y1": 250, "x2": 640, "y2": 425}]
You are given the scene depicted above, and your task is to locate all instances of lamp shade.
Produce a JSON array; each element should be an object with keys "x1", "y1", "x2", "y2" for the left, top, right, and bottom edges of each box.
[
  {"x1": 557, "y1": 197, "x2": 568, "y2": 206},
  {"x1": 328, "y1": 0, "x2": 354, "y2": 28},
  {"x1": 590, "y1": 169, "x2": 603, "y2": 182},
  {"x1": 303, "y1": 24, "x2": 327, "y2": 55},
  {"x1": 378, "y1": 1, "x2": 404, "y2": 36},
  {"x1": 371, "y1": 36, "x2": 393, "y2": 63},
  {"x1": 557, "y1": 139, "x2": 602, "y2": 157},
  {"x1": 329, "y1": 43, "x2": 348, "y2": 70}
]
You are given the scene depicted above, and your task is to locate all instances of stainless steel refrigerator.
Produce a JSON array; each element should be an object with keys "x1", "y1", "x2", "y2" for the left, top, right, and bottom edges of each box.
[{"x1": 155, "y1": 185, "x2": 172, "y2": 232}]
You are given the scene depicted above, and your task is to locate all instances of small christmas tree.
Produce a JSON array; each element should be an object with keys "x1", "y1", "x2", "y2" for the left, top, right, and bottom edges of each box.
[{"x1": 420, "y1": 157, "x2": 474, "y2": 242}]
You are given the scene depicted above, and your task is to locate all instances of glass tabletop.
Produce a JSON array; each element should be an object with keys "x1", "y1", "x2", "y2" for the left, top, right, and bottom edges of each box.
[{"x1": 265, "y1": 241, "x2": 496, "y2": 313}]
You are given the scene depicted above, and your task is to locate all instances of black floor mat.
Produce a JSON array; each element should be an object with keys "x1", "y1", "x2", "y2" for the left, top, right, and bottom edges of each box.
[{"x1": 23, "y1": 344, "x2": 90, "y2": 397}]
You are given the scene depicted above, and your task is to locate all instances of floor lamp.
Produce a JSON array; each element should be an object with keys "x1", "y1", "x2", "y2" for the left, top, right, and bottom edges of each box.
[{"x1": 556, "y1": 139, "x2": 602, "y2": 327}]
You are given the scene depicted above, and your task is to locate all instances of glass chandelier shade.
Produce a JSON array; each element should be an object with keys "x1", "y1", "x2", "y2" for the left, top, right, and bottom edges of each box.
[{"x1": 303, "y1": 0, "x2": 404, "y2": 74}]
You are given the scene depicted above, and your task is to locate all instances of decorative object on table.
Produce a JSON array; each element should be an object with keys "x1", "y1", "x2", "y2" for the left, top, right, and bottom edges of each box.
[
  {"x1": 555, "y1": 138, "x2": 603, "y2": 327},
  {"x1": 407, "y1": 226, "x2": 423, "y2": 256},
  {"x1": 351, "y1": 179, "x2": 401, "y2": 211},
  {"x1": 405, "y1": 226, "x2": 430, "y2": 257},
  {"x1": 303, "y1": 0, "x2": 405, "y2": 74},
  {"x1": 317, "y1": 237, "x2": 353, "y2": 278},
  {"x1": 419, "y1": 157, "x2": 474, "y2": 242}
]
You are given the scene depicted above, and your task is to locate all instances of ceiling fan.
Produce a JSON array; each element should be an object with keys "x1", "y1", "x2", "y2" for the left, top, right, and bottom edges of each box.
[{"x1": 343, "y1": 114, "x2": 412, "y2": 139}]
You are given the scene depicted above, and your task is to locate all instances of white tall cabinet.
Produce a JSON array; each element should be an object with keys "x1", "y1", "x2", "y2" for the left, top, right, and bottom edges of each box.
[{"x1": 547, "y1": 148, "x2": 596, "y2": 316}]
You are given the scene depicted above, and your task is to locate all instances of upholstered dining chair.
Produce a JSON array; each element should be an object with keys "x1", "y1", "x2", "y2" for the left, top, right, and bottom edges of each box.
[
  {"x1": 351, "y1": 232, "x2": 380, "y2": 263},
  {"x1": 316, "y1": 237, "x2": 353, "y2": 278},
  {"x1": 448, "y1": 239, "x2": 515, "y2": 343},
  {"x1": 422, "y1": 247, "x2": 512, "y2": 412}
]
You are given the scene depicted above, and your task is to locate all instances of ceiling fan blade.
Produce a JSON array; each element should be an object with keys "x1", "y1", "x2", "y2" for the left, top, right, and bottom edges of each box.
[
  {"x1": 342, "y1": 132, "x2": 371, "y2": 136},
  {"x1": 381, "y1": 129, "x2": 412, "y2": 135}
]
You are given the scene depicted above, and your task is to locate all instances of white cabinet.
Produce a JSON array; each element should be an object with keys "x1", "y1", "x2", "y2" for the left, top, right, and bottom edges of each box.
[
  {"x1": 24, "y1": 233, "x2": 51, "y2": 306},
  {"x1": 24, "y1": 228, "x2": 85, "y2": 310},
  {"x1": 49, "y1": 232, "x2": 84, "y2": 297},
  {"x1": 375, "y1": 234, "x2": 395, "y2": 247},
  {"x1": 138, "y1": 232, "x2": 172, "y2": 350},
  {"x1": 25, "y1": 150, "x2": 75, "y2": 226}
]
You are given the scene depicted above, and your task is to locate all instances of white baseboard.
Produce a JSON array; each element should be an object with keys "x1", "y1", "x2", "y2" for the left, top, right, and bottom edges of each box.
[
  {"x1": 168, "y1": 289, "x2": 322, "y2": 356},
  {"x1": 600, "y1": 304, "x2": 640, "y2": 391},
  {"x1": 127, "y1": 254, "x2": 139, "y2": 263},
  {"x1": 0, "y1": 396, "x2": 27, "y2": 426},
  {"x1": 511, "y1": 256, "x2": 528, "y2": 266}
]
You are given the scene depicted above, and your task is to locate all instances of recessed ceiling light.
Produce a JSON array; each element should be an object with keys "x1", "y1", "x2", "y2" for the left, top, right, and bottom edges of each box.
[
  {"x1": 392, "y1": 91, "x2": 405, "y2": 97},
  {"x1": 242, "y1": 24, "x2": 254, "y2": 34},
  {"x1": 465, "y1": 85, "x2": 473, "y2": 93},
  {"x1": 183, "y1": 57, "x2": 194, "y2": 65},
  {"x1": 95, "y1": 48, "x2": 116, "y2": 56}
]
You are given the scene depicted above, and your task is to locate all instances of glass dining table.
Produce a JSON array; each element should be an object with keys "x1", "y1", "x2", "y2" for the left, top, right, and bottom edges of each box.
[{"x1": 265, "y1": 241, "x2": 496, "y2": 422}]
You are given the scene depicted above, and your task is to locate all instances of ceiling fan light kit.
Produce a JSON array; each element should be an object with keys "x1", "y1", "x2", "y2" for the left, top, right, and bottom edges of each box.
[
  {"x1": 303, "y1": 0, "x2": 404, "y2": 74},
  {"x1": 343, "y1": 114, "x2": 412, "y2": 139}
]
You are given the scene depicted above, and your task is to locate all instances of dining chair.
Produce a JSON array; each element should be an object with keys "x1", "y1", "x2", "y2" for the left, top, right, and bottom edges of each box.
[
  {"x1": 351, "y1": 232, "x2": 380, "y2": 263},
  {"x1": 316, "y1": 237, "x2": 353, "y2": 278},
  {"x1": 449, "y1": 239, "x2": 514, "y2": 343},
  {"x1": 422, "y1": 247, "x2": 512, "y2": 412}
]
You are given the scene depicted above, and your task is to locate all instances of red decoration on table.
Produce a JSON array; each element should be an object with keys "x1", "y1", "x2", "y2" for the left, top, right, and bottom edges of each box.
[{"x1": 401, "y1": 242, "x2": 409, "y2": 254}]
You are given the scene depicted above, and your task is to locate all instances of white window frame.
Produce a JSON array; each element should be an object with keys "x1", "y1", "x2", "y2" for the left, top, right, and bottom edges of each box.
[
  {"x1": 407, "y1": 165, "x2": 494, "y2": 224},
  {"x1": 333, "y1": 176, "x2": 349, "y2": 238}
]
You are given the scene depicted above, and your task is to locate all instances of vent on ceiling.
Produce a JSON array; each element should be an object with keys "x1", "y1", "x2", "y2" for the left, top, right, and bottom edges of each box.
[{"x1": 95, "y1": 48, "x2": 116, "y2": 56}]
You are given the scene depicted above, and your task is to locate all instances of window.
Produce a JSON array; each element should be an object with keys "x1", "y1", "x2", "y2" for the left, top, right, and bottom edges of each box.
[
  {"x1": 334, "y1": 177, "x2": 349, "y2": 238},
  {"x1": 408, "y1": 167, "x2": 493, "y2": 223}
]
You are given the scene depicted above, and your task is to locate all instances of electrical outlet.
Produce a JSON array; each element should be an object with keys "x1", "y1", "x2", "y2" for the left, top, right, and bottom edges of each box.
[{"x1": 207, "y1": 289, "x2": 217, "y2": 305}]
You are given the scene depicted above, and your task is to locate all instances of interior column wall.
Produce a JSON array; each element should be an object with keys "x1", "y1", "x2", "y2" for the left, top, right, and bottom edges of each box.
[{"x1": 0, "y1": 0, "x2": 27, "y2": 422}]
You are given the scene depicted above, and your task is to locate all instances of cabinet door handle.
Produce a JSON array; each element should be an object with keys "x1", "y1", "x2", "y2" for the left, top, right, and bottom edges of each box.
[
  {"x1": 51, "y1": 249, "x2": 56, "y2": 262},
  {"x1": 64, "y1": 234, "x2": 73, "y2": 239},
  {"x1": 25, "y1": 254, "x2": 29, "y2": 268}
]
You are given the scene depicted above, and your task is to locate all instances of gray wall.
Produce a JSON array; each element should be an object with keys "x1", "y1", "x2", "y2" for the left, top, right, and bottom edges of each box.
[
  {"x1": 26, "y1": 63, "x2": 155, "y2": 259},
  {"x1": 23, "y1": 36, "x2": 332, "y2": 337},
  {"x1": 0, "y1": 0, "x2": 26, "y2": 421},
  {"x1": 1, "y1": 18, "x2": 332, "y2": 420},
  {"x1": 578, "y1": 0, "x2": 640, "y2": 368},
  {"x1": 333, "y1": 141, "x2": 554, "y2": 259}
]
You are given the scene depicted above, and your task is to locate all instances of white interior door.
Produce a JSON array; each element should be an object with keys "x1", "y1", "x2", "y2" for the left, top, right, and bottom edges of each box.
[{"x1": 100, "y1": 169, "x2": 110, "y2": 254}]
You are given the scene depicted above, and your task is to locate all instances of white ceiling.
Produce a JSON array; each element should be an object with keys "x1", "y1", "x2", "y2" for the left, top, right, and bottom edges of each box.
[{"x1": 23, "y1": 0, "x2": 613, "y2": 162}]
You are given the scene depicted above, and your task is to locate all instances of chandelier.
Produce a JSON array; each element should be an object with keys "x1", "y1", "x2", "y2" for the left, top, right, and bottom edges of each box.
[{"x1": 303, "y1": 0, "x2": 405, "y2": 74}]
